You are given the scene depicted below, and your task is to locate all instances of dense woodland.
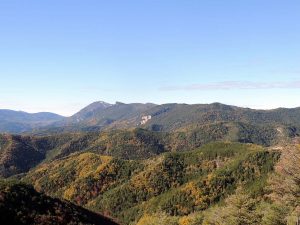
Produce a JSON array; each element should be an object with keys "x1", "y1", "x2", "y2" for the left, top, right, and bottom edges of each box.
[
  {"x1": 2, "y1": 102, "x2": 300, "y2": 134},
  {"x1": 0, "y1": 121, "x2": 293, "y2": 178},
  {"x1": 22, "y1": 142, "x2": 282, "y2": 224},
  {"x1": 0, "y1": 179, "x2": 118, "y2": 225},
  {"x1": 0, "y1": 102, "x2": 300, "y2": 224}
]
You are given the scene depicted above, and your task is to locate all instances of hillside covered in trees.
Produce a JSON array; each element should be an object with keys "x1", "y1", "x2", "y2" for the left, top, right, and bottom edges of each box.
[
  {"x1": 0, "y1": 131, "x2": 299, "y2": 224},
  {"x1": 2, "y1": 102, "x2": 300, "y2": 134},
  {"x1": 23, "y1": 142, "x2": 282, "y2": 224},
  {"x1": 2, "y1": 0, "x2": 300, "y2": 224},
  {"x1": 0, "y1": 102, "x2": 300, "y2": 224},
  {"x1": 0, "y1": 120, "x2": 295, "y2": 178},
  {"x1": 0, "y1": 179, "x2": 118, "y2": 225}
]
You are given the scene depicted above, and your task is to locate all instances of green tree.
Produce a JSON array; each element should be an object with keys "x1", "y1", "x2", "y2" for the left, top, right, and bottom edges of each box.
[{"x1": 203, "y1": 188, "x2": 259, "y2": 225}]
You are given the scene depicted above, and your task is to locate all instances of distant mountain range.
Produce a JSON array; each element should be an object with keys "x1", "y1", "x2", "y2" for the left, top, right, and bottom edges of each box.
[
  {"x1": 1, "y1": 101, "x2": 300, "y2": 224},
  {"x1": 1, "y1": 101, "x2": 300, "y2": 179},
  {"x1": 1, "y1": 101, "x2": 300, "y2": 134},
  {"x1": 0, "y1": 110, "x2": 64, "y2": 133}
]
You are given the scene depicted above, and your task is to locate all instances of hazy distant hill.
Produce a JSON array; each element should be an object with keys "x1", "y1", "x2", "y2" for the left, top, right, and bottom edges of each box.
[
  {"x1": 138, "y1": 103, "x2": 300, "y2": 131},
  {"x1": 2, "y1": 102, "x2": 300, "y2": 134},
  {"x1": 68, "y1": 101, "x2": 113, "y2": 122},
  {"x1": 38, "y1": 102, "x2": 300, "y2": 133},
  {"x1": 0, "y1": 110, "x2": 64, "y2": 133},
  {"x1": 62, "y1": 101, "x2": 156, "y2": 130}
]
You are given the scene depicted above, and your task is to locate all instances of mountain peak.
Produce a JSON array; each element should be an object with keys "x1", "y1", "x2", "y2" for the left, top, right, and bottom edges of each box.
[
  {"x1": 90, "y1": 101, "x2": 112, "y2": 107},
  {"x1": 70, "y1": 101, "x2": 113, "y2": 121}
]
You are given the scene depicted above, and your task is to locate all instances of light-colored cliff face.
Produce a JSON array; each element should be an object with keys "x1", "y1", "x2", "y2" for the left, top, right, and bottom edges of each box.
[{"x1": 141, "y1": 115, "x2": 151, "y2": 125}]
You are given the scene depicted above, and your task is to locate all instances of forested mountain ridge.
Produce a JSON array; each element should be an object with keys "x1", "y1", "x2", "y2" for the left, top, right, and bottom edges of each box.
[
  {"x1": 22, "y1": 142, "x2": 280, "y2": 225},
  {"x1": 0, "y1": 128, "x2": 299, "y2": 224},
  {"x1": 2, "y1": 102, "x2": 300, "y2": 134},
  {"x1": 1, "y1": 102, "x2": 300, "y2": 224},
  {"x1": 0, "y1": 120, "x2": 295, "y2": 178},
  {"x1": 42, "y1": 102, "x2": 300, "y2": 133},
  {"x1": 66, "y1": 102, "x2": 156, "y2": 127},
  {"x1": 0, "y1": 110, "x2": 64, "y2": 133},
  {"x1": 0, "y1": 179, "x2": 118, "y2": 225},
  {"x1": 20, "y1": 141, "x2": 300, "y2": 225},
  {"x1": 0, "y1": 132, "x2": 81, "y2": 177}
]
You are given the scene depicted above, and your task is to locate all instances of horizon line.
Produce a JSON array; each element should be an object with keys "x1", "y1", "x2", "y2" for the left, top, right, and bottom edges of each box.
[{"x1": 1, "y1": 101, "x2": 299, "y2": 117}]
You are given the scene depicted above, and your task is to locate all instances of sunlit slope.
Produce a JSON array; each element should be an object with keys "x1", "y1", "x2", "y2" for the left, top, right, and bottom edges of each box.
[{"x1": 23, "y1": 142, "x2": 279, "y2": 224}]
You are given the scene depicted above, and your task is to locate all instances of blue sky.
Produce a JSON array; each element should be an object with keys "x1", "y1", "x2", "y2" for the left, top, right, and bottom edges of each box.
[{"x1": 0, "y1": 0, "x2": 300, "y2": 116}]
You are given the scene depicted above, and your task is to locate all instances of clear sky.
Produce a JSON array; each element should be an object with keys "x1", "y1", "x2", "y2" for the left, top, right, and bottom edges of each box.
[{"x1": 1, "y1": 0, "x2": 300, "y2": 116}]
